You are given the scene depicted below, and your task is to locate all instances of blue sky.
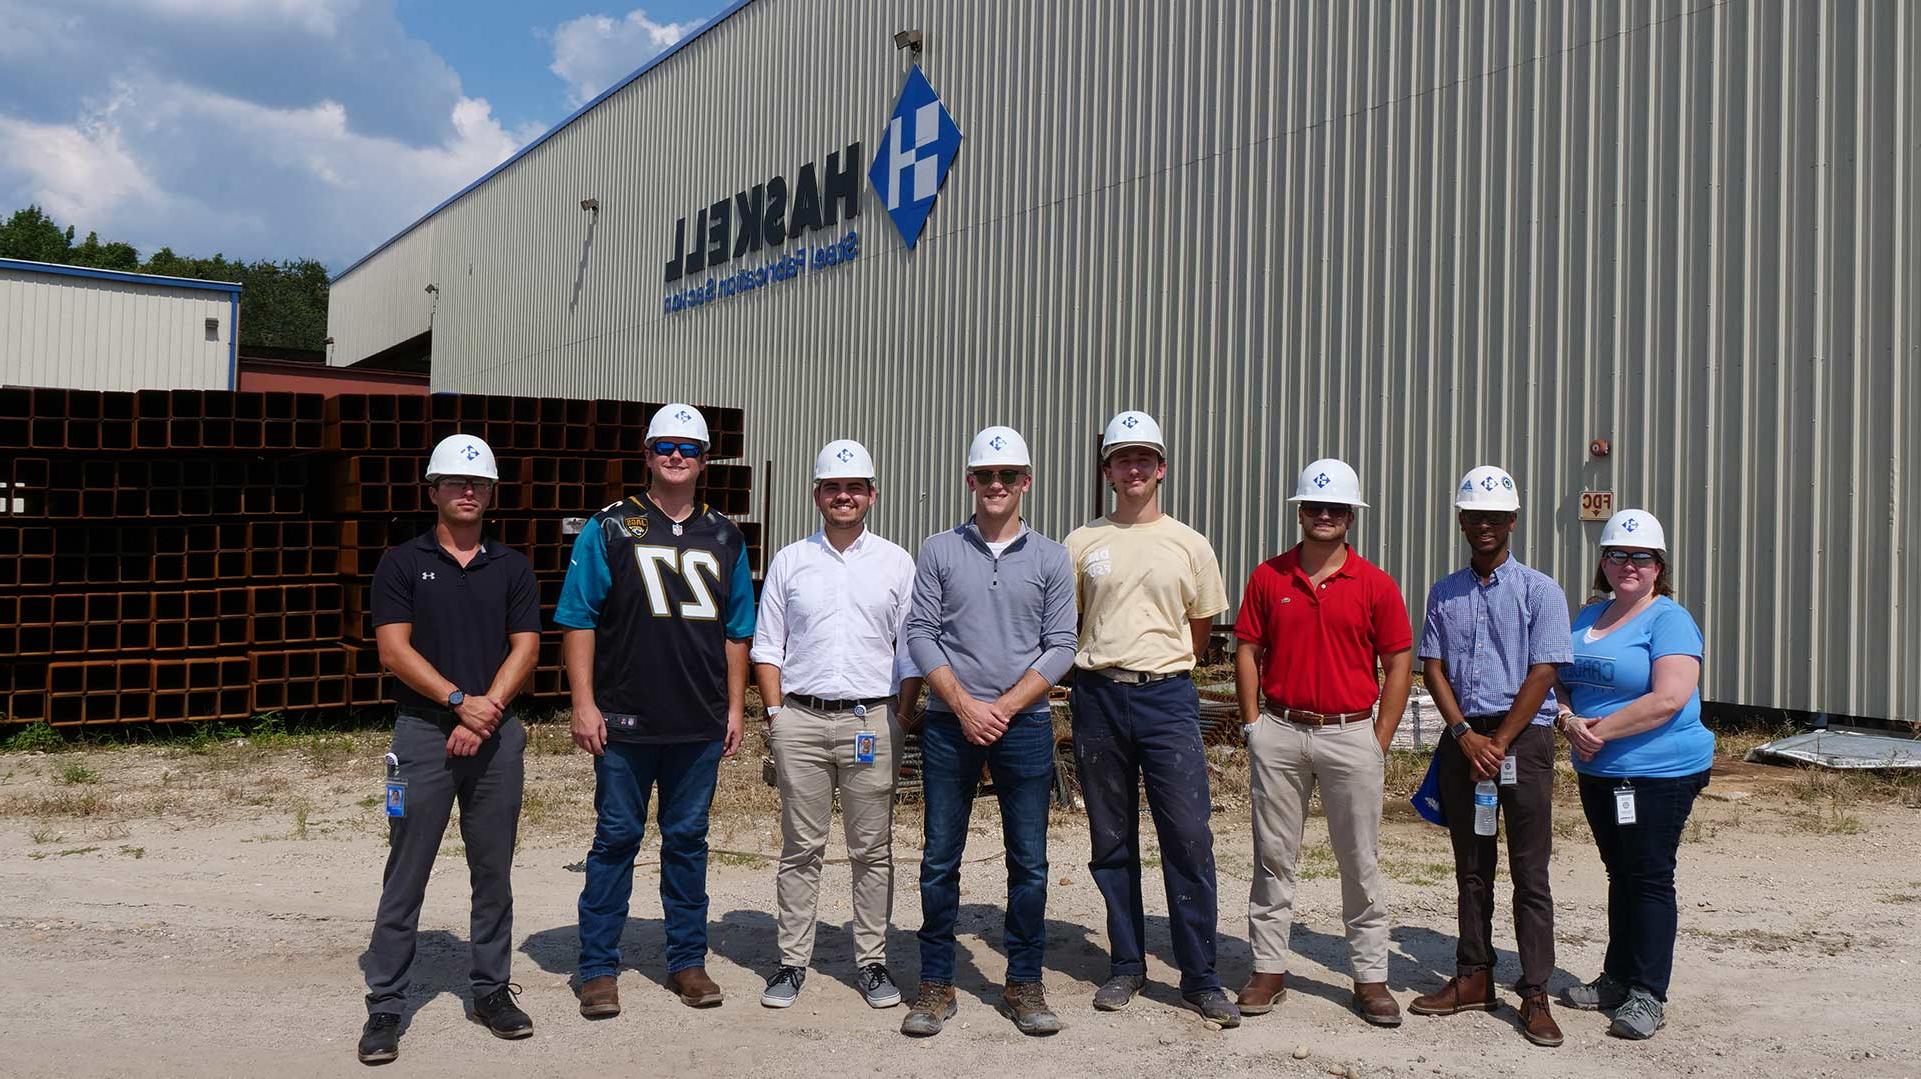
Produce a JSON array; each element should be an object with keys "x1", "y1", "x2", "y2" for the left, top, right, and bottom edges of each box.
[{"x1": 0, "y1": 0, "x2": 715, "y2": 270}]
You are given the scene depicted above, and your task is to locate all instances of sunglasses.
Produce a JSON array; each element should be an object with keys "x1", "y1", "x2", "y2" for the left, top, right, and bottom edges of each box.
[
  {"x1": 435, "y1": 478, "x2": 495, "y2": 493},
  {"x1": 650, "y1": 440, "x2": 704, "y2": 459},
  {"x1": 1602, "y1": 550, "x2": 1661, "y2": 567},
  {"x1": 1460, "y1": 511, "x2": 1512, "y2": 527},
  {"x1": 970, "y1": 468, "x2": 1026, "y2": 486},
  {"x1": 1300, "y1": 502, "x2": 1351, "y2": 518}
]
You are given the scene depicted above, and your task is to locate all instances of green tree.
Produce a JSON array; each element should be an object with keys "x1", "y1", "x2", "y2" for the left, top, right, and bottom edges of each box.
[{"x1": 0, "y1": 206, "x2": 75, "y2": 262}]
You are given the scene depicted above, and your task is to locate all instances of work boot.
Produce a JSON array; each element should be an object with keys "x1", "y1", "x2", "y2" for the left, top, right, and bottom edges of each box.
[
  {"x1": 1352, "y1": 981, "x2": 1402, "y2": 1027},
  {"x1": 1181, "y1": 988, "x2": 1242, "y2": 1028},
  {"x1": 1607, "y1": 988, "x2": 1666, "y2": 1040},
  {"x1": 1519, "y1": 994, "x2": 1565, "y2": 1047},
  {"x1": 577, "y1": 975, "x2": 620, "y2": 1019},
  {"x1": 1236, "y1": 972, "x2": 1287, "y2": 1015},
  {"x1": 997, "y1": 980, "x2": 1063, "y2": 1035},
  {"x1": 1409, "y1": 970, "x2": 1496, "y2": 1016},
  {"x1": 900, "y1": 980, "x2": 957, "y2": 1037},
  {"x1": 672, "y1": 966, "x2": 725, "y2": 1007},
  {"x1": 472, "y1": 984, "x2": 533, "y2": 1039},
  {"x1": 1561, "y1": 971, "x2": 1629, "y2": 1012},
  {"x1": 1092, "y1": 973, "x2": 1146, "y2": 1011},
  {"x1": 356, "y1": 1012, "x2": 401, "y2": 1064}
]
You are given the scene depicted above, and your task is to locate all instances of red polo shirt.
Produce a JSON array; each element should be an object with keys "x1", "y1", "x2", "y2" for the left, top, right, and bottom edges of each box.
[{"x1": 1234, "y1": 544, "x2": 1413, "y2": 714}]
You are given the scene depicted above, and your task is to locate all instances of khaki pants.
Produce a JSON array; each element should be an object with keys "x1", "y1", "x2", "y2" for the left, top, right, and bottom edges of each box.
[
  {"x1": 768, "y1": 700, "x2": 903, "y2": 968},
  {"x1": 1246, "y1": 711, "x2": 1390, "y2": 981}
]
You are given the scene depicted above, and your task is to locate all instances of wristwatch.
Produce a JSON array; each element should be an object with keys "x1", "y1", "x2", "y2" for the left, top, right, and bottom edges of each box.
[
  {"x1": 1448, "y1": 720, "x2": 1471, "y2": 740},
  {"x1": 447, "y1": 689, "x2": 465, "y2": 709}
]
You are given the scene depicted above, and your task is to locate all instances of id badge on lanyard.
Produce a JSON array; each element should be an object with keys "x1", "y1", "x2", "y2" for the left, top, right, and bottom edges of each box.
[
  {"x1": 383, "y1": 752, "x2": 407, "y2": 818},
  {"x1": 853, "y1": 704, "x2": 877, "y2": 764},
  {"x1": 1499, "y1": 753, "x2": 1518, "y2": 786},
  {"x1": 1613, "y1": 783, "x2": 1637, "y2": 825}
]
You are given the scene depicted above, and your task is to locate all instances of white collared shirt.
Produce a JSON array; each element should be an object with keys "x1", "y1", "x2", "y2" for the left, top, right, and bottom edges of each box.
[{"x1": 750, "y1": 529, "x2": 919, "y2": 698}]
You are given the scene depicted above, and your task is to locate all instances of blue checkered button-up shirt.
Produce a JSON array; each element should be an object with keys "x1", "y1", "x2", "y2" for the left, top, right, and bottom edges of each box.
[{"x1": 1417, "y1": 555, "x2": 1574, "y2": 723}]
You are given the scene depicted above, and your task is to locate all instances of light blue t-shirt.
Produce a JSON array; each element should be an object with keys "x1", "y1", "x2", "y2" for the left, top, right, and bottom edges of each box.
[{"x1": 1561, "y1": 596, "x2": 1711, "y2": 779}]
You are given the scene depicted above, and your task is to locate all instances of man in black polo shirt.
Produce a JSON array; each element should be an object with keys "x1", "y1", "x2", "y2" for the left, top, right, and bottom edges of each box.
[{"x1": 357, "y1": 434, "x2": 540, "y2": 1065}]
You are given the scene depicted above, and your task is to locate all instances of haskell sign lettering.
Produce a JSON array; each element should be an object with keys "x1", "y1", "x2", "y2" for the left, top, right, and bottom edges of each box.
[{"x1": 660, "y1": 143, "x2": 862, "y2": 284}]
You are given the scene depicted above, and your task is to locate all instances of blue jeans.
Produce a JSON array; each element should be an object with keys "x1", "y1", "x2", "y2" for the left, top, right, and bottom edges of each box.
[
  {"x1": 1577, "y1": 769, "x2": 1709, "y2": 1001},
  {"x1": 1070, "y1": 672, "x2": 1220, "y2": 993},
  {"x1": 577, "y1": 738, "x2": 724, "y2": 980},
  {"x1": 916, "y1": 710, "x2": 1055, "y2": 984}
]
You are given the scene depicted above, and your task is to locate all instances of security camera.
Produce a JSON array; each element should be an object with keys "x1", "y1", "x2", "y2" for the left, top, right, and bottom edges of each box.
[
  {"x1": 893, "y1": 29, "x2": 922, "y2": 54},
  {"x1": 580, "y1": 198, "x2": 600, "y2": 213}
]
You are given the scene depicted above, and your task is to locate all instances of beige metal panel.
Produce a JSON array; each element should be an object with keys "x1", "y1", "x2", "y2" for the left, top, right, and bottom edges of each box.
[
  {"x1": 335, "y1": 0, "x2": 1917, "y2": 720},
  {"x1": 0, "y1": 269, "x2": 232, "y2": 390},
  {"x1": 325, "y1": 219, "x2": 437, "y2": 366}
]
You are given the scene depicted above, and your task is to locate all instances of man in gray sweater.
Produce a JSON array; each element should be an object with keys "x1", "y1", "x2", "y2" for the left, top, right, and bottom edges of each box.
[{"x1": 898, "y1": 425, "x2": 1077, "y2": 1039}]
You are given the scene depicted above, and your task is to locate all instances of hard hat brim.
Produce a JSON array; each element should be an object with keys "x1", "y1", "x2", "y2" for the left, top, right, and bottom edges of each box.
[
  {"x1": 1286, "y1": 494, "x2": 1369, "y2": 508},
  {"x1": 1099, "y1": 440, "x2": 1165, "y2": 460}
]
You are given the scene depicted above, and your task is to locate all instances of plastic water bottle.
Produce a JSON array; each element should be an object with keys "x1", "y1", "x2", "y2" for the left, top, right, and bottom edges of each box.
[{"x1": 1473, "y1": 780, "x2": 1499, "y2": 836}]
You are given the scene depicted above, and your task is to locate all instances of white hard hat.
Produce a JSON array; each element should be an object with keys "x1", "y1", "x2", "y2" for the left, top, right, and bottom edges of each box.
[
  {"x1": 1454, "y1": 465, "x2": 1520, "y2": 511},
  {"x1": 425, "y1": 434, "x2": 499, "y2": 482},
  {"x1": 1598, "y1": 508, "x2": 1667, "y2": 551},
  {"x1": 813, "y1": 439, "x2": 876, "y2": 481},
  {"x1": 645, "y1": 402, "x2": 710, "y2": 446},
  {"x1": 1100, "y1": 410, "x2": 1165, "y2": 459},
  {"x1": 1287, "y1": 457, "x2": 1368, "y2": 507},
  {"x1": 966, "y1": 425, "x2": 1031, "y2": 469}
]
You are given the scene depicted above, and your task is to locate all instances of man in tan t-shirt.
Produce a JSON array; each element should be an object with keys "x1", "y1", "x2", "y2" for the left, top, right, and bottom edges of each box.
[{"x1": 1065, "y1": 410, "x2": 1237, "y2": 1027}]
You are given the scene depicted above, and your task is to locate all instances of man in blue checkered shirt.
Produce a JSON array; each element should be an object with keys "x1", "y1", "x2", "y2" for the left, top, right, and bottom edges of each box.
[{"x1": 1409, "y1": 466, "x2": 1573, "y2": 1047}]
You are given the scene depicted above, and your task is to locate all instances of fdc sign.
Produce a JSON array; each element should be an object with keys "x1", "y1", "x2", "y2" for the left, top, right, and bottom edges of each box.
[{"x1": 661, "y1": 67, "x2": 963, "y2": 315}]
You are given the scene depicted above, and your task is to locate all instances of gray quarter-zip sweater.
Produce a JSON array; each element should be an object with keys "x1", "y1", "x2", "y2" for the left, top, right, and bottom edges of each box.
[{"x1": 905, "y1": 518, "x2": 1078, "y2": 714}]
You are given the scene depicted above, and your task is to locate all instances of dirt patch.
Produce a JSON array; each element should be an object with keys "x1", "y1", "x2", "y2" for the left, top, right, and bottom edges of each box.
[{"x1": 1, "y1": 735, "x2": 1916, "y2": 1078}]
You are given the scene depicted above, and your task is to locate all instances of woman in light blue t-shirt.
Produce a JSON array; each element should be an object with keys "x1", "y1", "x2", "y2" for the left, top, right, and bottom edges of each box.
[{"x1": 1553, "y1": 509, "x2": 1708, "y2": 1042}]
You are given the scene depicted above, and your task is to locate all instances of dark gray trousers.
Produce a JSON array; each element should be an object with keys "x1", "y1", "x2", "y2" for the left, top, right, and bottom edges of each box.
[{"x1": 364, "y1": 711, "x2": 525, "y2": 1014}]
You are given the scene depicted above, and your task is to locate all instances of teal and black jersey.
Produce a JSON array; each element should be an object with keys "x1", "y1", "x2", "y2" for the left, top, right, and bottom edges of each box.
[{"x1": 554, "y1": 492, "x2": 755, "y2": 743}]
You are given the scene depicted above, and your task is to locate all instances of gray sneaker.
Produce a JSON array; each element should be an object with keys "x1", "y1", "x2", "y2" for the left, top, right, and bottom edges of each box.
[
  {"x1": 1607, "y1": 988, "x2": 1666, "y2": 1040},
  {"x1": 857, "y1": 964, "x2": 902, "y2": 1008},
  {"x1": 760, "y1": 965, "x2": 805, "y2": 1008},
  {"x1": 1182, "y1": 988, "x2": 1242, "y2": 1028},
  {"x1": 1561, "y1": 971, "x2": 1630, "y2": 1012},
  {"x1": 1092, "y1": 974, "x2": 1146, "y2": 1011}
]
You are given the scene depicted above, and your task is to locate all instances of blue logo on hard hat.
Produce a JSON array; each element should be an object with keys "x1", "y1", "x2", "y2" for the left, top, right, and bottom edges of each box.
[
  {"x1": 1460, "y1": 479, "x2": 1475, "y2": 492},
  {"x1": 989, "y1": 435, "x2": 1005, "y2": 451},
  {"x1": 1503, "y1": 477, "x2": 1514, "y2": 489},
  {"x1": 674, "y1": 409, "x2": 692, "y2": 422},
  {"x1": 1623, "y1": 518, "x2": 1640, "y2": 532},
  {"x1": 836, "y1": 447, "x2": 854, "y2": 462},
  {"x1": 461, "y1": 444, "x2": 480, "y2": 461},
  {"x1": 1122, "y1": 415, "x2": 1139, "y2": 429},
  {"x1": 1313, "y1": 473, "x2": 1330, "y2": 489},
  {"x1": 1481, "y1": 476, "x2": 1497, "y2": 491},
  {"x1": 869, "y1": 66, "x2": 963, "y2": 250}
]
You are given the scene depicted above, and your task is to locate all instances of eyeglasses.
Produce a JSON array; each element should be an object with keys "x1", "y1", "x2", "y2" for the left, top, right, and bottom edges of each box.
[
  {"x1": 435, "y1": 478, "x2": 495, "y2": 493},
  {"x1": 970, "y1": 469, "x2": 1026, "y2": 487},
  {"x1": 1602, "y1": 550, "x2": 1661, "y2": 567},
  {"x1": 650, "y1": 440, "x2": 704, "y2": 459},
  {"x1": 1300, "y1": 502, "x2": 1351, "y2": 518},
  {"x1": 1460, "y1": 511, "x2": 1512, "y2": 527}
]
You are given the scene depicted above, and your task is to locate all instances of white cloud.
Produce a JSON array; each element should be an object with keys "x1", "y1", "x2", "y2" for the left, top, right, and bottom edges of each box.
[{"x1": 548, "y1": 9, "x2": 696, "y2": 107}]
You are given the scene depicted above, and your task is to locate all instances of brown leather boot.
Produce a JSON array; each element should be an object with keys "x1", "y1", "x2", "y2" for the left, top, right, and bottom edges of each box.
[
  {"x1": 1409, "y1": 970, "x2": 1496, "y2": 1016},
  {"x1": 1236, "y1": 972, "x2": 1288, "y2": 1015},
  {"x1": 1352, "y1": 981, "x2": 1402, "y2": 1027},
  {"x1": 578, "y1": 975, "x2": 620, "y2": 1018},
  {"x1": 672, "y1": 966, "x2": 724, "y2": 1007},
  {"x1": 1519, "y1": 994, "x2": 1565, "y2": 1047}
]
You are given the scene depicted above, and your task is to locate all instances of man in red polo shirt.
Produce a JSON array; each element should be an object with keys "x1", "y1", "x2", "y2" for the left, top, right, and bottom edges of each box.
[{"x1": 1232, "y1": 457, "x2": 1413, "y2": 1028}]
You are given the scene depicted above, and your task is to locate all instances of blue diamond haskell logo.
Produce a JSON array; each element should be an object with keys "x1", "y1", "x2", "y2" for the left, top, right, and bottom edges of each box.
[
  {"x1": 1314, "y1": 473, "x2": 1330, "y2": 488},
  {"x1": 1122, "y1": 415, "x2": 1138, "y2": 429},
  {"x1": 836, "y1": 448, "x2": 853, "y2": 462},
  {"x1": 989, "y1": 436, "x2": 1005, "y2": 451},
  {"x1": 1623, "y1": 518, "x2": 1639, "y2": 532},
  {"x1": 869, "y1": 66, "x2": 963, "y2": 250},
  {"x1": 461, "y1": 444, "x2": 479, "y2": 461}
]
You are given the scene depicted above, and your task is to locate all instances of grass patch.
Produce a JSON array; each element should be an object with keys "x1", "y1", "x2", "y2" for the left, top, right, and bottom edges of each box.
[
  {"x1": 1382, "y1": 857, "x2": 1454, "y2": 887},
  {"x1": 1683, "y1": 816, "x2": 1719, "y2": 843},
  {"x1": 29, "y1": 827, "x2": 62, "y2": 844},
  {"x1": 1296, "y1": 842, "x2": 1339, "y2": 881},
  {"x1": 53, "y1": 846, "x2": 101, "y2": 857},
  {"x1": 3, "y1": 721, "x2": 64, "y2": 753},
  {"x1": 1788, "y1": 803, "x2": 1863, "y2": 835},
  {"x1": 713, "y1": 850, "x2": 770, "y2": 869},
  {"x1": 1877, "y1": 893, "x2": 1919, "y2": 904},
  {"x1": 1, "y1": 791, "x2": 106, "y2": 818},
  {"x1": 58, "y1": 762, "x2": 99, "y2": 785}
]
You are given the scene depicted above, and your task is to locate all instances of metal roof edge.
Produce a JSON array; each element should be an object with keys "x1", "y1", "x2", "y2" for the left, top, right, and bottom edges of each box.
[
  {"x1": 0, "y1": 257, "x2": 243, "y2": 293},
  {"x1": 330, "y1": 0, "x2": 765, "y2": 284}
]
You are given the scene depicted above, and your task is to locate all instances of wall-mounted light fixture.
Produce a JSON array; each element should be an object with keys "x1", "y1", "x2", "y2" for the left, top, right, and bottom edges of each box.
[
  {"x1": 893, "y1": 29, "x2": 923, "y2": 59},
  {"x1": 423, "y1": 284, "x2": 439, "y2": 295},
  {"x1": 580, "y1": 197, "x2": 600, "y2": 215}
]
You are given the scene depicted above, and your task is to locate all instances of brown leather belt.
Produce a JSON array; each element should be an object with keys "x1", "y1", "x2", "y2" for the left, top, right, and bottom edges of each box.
[{"x1": 1263, "y1": 699, "x2": 1373, "y2": 726}]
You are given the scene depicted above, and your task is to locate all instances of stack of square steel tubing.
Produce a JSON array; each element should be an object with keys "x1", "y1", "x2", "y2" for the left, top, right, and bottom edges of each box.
[{"x1": 0, "y1": 386, "x2": 754, "y2": 729}]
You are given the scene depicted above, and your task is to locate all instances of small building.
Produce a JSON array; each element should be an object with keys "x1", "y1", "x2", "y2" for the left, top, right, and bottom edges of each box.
[{"x1": 0, "y1": 258, "x2": 242, "y2": 391}]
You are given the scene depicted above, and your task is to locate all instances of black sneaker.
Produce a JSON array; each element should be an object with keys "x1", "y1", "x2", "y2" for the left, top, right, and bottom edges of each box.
[
  {"x1": 357, "y1": 1012, "x2": 401, "y2": 1064},
  {"x1": 473, "y1": 984, "x2": 533, "y2": 1039},
  {"x1": 857, "y1": 964, "x2": 902, "y2": 1008},
  {"x1": 760, "y1": 965, "x2": 806, "y2": 1008}
]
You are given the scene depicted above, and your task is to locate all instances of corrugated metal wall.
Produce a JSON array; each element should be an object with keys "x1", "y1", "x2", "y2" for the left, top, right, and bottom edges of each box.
[
  {"x1": 326, "y1": 221, "x2": 437, "y2": 366},
  {"x1": 328, "y1": 0, "x2": 1919, "y2": 721},
  {"x1": 1, "y1": 269, "x2": 234, "y2": 391}
]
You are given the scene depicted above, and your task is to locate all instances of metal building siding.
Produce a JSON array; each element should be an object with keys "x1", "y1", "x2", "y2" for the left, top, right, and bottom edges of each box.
[
  {"x1": 0, "y1": 269, "x2": 233, "y2": 391},
  {"x1": 336, "y1": 0, "x2": 1916, "y2": 720},
  {"x1": 326, "y1": 219, "x2": 437, "y2": 366}
]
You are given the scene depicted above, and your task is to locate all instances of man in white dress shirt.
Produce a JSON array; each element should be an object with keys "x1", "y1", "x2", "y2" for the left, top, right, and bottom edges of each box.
[{"x1": 751, "y1": 438, "x2": 922, "y2": 1010}]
